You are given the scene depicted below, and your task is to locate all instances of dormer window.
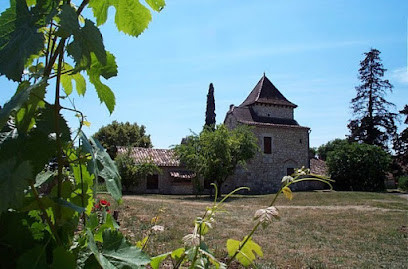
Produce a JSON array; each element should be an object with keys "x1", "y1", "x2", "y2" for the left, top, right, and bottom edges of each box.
[{"x1": 264, "y1": 137, "x2": 272, "y2": 154}]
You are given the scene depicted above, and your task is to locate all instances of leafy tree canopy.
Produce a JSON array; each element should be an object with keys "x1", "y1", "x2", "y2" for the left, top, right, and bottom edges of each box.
[
  {"x1": 93, "y1": 120, "x2": 152, "y2": 158},
  {"x1": 174, "y1": 124, "x2": 259, "y2": 194},
  {"x1": 317, "y1": 139, "x2": 349, "y2": 161},
  {"x1": 347, "y1": 48, "x2": 398, "y2": 150},
  {"x1": 326, "y1": 141, "x2": 391, "y2": 191}
]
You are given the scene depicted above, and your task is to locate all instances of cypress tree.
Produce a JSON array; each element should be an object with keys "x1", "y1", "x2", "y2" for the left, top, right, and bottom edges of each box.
[
  {"x1": 205, "y1": 83, "x2": 216, "y2": 130},
  {"x1": 347, "y1": 48, "x2": 397, "y2": 150}
]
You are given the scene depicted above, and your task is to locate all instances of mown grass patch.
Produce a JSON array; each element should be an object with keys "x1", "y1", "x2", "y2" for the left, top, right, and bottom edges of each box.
[{"x1": 110, "y1": 192, "x2": 407, "y2": 268}]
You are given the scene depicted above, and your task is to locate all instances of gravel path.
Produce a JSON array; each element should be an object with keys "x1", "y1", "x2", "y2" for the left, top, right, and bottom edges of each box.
[{"x1": 123, "y1": 195, "x2": 407, "y2": 212}]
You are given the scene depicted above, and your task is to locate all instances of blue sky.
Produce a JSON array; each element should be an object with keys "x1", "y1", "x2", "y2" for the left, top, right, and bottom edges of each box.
[{"x1": 0, "y1": 0, "x2": 407, "y2": 149}]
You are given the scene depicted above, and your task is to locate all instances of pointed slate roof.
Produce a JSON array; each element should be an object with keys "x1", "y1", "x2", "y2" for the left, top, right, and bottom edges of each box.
[{"x1": 240, "y1": 74, "x2": 297, "y2": 108}]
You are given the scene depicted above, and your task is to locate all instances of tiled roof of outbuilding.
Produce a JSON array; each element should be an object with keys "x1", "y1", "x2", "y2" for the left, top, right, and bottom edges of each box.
[
  {"x1": 117, "y1": 147, "x2": 180, "y2": 166},
  {"x1": 310, "y1": 158, "x2": 328, "y2": 176},
  {"x1": 240, "y1": 74, "x2": 297, "y2": 108}
]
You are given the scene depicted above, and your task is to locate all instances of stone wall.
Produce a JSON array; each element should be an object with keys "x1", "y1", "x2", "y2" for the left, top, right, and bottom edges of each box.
[
  {"x1": 223, "y1": 114, "x2": 314, "y2": 193},
  {"x1": 252, "y1": 104, "x2": 294, "y2": 119},
  {"x1": 126, "y1": 166, "x2": 194, "y2": 194}
]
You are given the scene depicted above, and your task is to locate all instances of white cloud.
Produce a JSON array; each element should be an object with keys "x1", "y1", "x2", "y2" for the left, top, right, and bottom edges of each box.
[{"x1": 391, "y1": 67, "x2": 408, "y2": 84}]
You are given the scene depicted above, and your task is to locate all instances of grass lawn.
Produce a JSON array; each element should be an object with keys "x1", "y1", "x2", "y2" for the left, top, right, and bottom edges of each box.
[{"x1": 110, "y1": 191, "x2": 407, "y2": 268}]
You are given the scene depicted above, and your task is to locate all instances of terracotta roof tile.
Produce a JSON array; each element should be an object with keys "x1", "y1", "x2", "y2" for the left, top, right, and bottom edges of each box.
[
  {"x1": 310, "y1": 158, "x2": 328, "y2": 176},
  {"x1": 117, "y1": 147, "x2": 180, "y2": 166}
]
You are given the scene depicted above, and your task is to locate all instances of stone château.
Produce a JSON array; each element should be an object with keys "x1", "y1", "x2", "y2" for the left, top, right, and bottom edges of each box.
[
  {"x1": 222, "y1": 74, "x2": 314, "y2": 193},
  {"x1": 124, "y1": 74, "x2": 322, "y2": 194}
]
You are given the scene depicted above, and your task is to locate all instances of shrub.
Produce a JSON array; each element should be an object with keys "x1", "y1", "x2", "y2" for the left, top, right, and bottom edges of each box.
[
  {"x1": 326, "y1": 142, "x2": 391, "y2": 191},
  {"x1": 398, "y1": 176, "x2": 408, "y2": 191}
]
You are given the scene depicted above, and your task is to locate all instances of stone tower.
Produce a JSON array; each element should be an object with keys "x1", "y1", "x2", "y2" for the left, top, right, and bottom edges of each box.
[{"x1": 223, "y1": 74, "x2": 311, "y2": 193}]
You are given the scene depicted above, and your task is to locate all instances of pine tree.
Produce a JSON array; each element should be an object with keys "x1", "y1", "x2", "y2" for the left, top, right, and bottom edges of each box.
[
  {"x1": 347, "y1": 48, "x2": 397, "y2": 150},
  {"x1": 205, "y1": 83, "x2": 216, "y2": 130}
]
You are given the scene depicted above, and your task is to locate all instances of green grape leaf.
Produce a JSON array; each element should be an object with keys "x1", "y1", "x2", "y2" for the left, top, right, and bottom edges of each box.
[
  {"x1": 57, "y1": 198, "x2": 85, "y2": 214},
  {"x1": 56, "y1": 4, "x2": 80, "y2": 37},
  {"x1": 150, "y1": 253, "x2": 170, "y2": 269},
  {"x1": 61, "y1": 72, "x2": 73, "y2": 95},
  {"x1": 0, "y1": 80, "x2": 46, "y2": 130},
  {"x1": 67, "y1": 19, "x2": 107, "y2": 69},
  {"x1": 87, "y1": 228, "x2": 151, "y2": 268},
  {"x1": 145, "y1": 0, "x2": 165, "y2": 11},
  {"x1": 0, "y1": 159, "x2": 32, "y2": 212},
  {"x1": 51, "y1": 246, "x2": 76, "y2": 269},
  {"x1": 15, "y1": 80, "x2": 47, "y2": 133},
  {"x1": 94, "y1": 214, "x2": 120, "y2": 242},
  {"x1": 60, "y1": 63, "x2": 87, "y2": 96},
  {"x1": 114, "y1": 0, "x2": 152, "y2": 37},
  {"x1": 88, "y1": 0, "x2": 114, "y2": 26},
  {"x1": 86, "y1": 213, "x2": 99, "y2": 231},
  {"x1": 35, "y1": 104, "x2": 71, "y2": 142},
  {"x1": 90, "y1": 136, "x2": 122, "y2": 201},
  {"x1": 86, "y1": 52, "x2": 117, "y2": 114},
  {"x1": 171, "y1": 247, "x2": 185, "y2": 260},
  {"x1": 102, "y1": 229, "x2": 151, "y2": 267},
  {"x1": 73, "y1": 72, "x2": 87, "y2": 95},
  {"x1": 0, "y1": 0, "x2": 45, "y2": 81},
  {"x1": 34, "y1": 169, "x2": 54, "y2": 187},
  {"x1": 16, "y1": 245, "x2": 47, "y2": 269},
  {"x1": 226, "y1": 237, "x2": 263, "y2": 267}
]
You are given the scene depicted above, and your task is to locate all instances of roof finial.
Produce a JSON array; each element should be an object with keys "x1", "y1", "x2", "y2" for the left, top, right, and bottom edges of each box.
[{"x1": 263, "y1": 72, "x2": 266, "y2": 77}]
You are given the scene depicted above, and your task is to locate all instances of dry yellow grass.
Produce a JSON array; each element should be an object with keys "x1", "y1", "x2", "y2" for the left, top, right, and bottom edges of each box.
[{"x1": 110, "y1": 192, "x2": 408, "y2": 268}]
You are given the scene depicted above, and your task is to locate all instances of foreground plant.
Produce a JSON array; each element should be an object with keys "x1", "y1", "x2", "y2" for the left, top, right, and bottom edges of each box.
[
  {"x1": 0, "y1": 0, "x2": 164, "y2": 267},
  {"x1": 148, "y1": 167, "x2": 333, "y2": 268}
]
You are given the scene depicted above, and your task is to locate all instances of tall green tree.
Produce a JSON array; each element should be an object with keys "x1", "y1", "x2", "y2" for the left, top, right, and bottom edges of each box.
[
  {"x1": 174, "y1": 124, "x2": 259, "y2": 194},
  {"x1": 392, "y1": 105, "x2": 408, "y2": 176},
  {"x1": 347, "y1": 48, "x2": 398, "y2": 150},
  {"x1": 93, "y1": 120, "x2": 152, "y2": 158},
  {"x1": 204, "y1": 83, "x2": 216, "y2": 130}
]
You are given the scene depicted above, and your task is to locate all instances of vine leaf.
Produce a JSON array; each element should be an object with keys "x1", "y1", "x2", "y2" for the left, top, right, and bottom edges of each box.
[
  {"x1": 67, "y1": 19, "x2": 107, "y2": 69},
  {"x1": 91, "y1": 136, "x2": 122, "y2": 201},
  {"x1": 0, "y1": 159, "x2": 32, "y2": 213},
  {"x1": 226, "y1": 237, "x2": 263, "y2": 267},
  {"x1": 87, "y1": 229, "x2": 151, "y2": 268},
  {"x1": 34, "y1": 170, "x2": 54, "y2": 188},
  {"x1": 16, "y1": 245, "x2": 48, "y2": 268},
  {"x1": 89, "y1": 0, "x2": 164, "y2": 37},
  {"x1": 86, "y1": 52, "x2": 117, "y2": 114},
  {"x1": 51, "y1": 246, "x2": 76, "y2": 269},
  {"x1": 88, "y1": 0, "x2": 113, "y2": 26},
  {"x1": 282, "y1": 186, "x2": 293, "y2": 200},
  {"x1": 60, "y1": 63, "x2": 87, "y2": 96},
  {"x1": 145, "y1": 0, "x2": 166, "y2": 12},
  {"x1": 56, "y1": 4, "x2": 80, "y2": 38},
  {"x1": 0, "y1": 80, "x2": 47, "y2": 130},
  {"x1": 150, "y1": 253, "x2": 170, "y2": 269},
  {"x1": 0, "y1": 0, "x2": 44, "y2": 81},
  {"x1": 115, "y1": 0, "x2": 151, "y2": 37}
]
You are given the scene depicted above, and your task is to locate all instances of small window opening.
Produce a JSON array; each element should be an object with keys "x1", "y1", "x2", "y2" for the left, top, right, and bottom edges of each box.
[
  {"x1": 299, "y1": 139, "x2": 302, "y2": 144},
  {"x1": 146, "y1": 174, "x2": 159, "y2": 189},
  {"x1": 287, "y1": 168, "x2": 295, "y2": 176},
  {"x1": 264, "y1": 137, "x2": 272, "y2": 154}
]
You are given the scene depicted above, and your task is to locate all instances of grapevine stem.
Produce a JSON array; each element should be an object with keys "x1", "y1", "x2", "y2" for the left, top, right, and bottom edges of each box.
[{"x1": 55, "y1": 44, "x2": 65, "y2": 224}]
